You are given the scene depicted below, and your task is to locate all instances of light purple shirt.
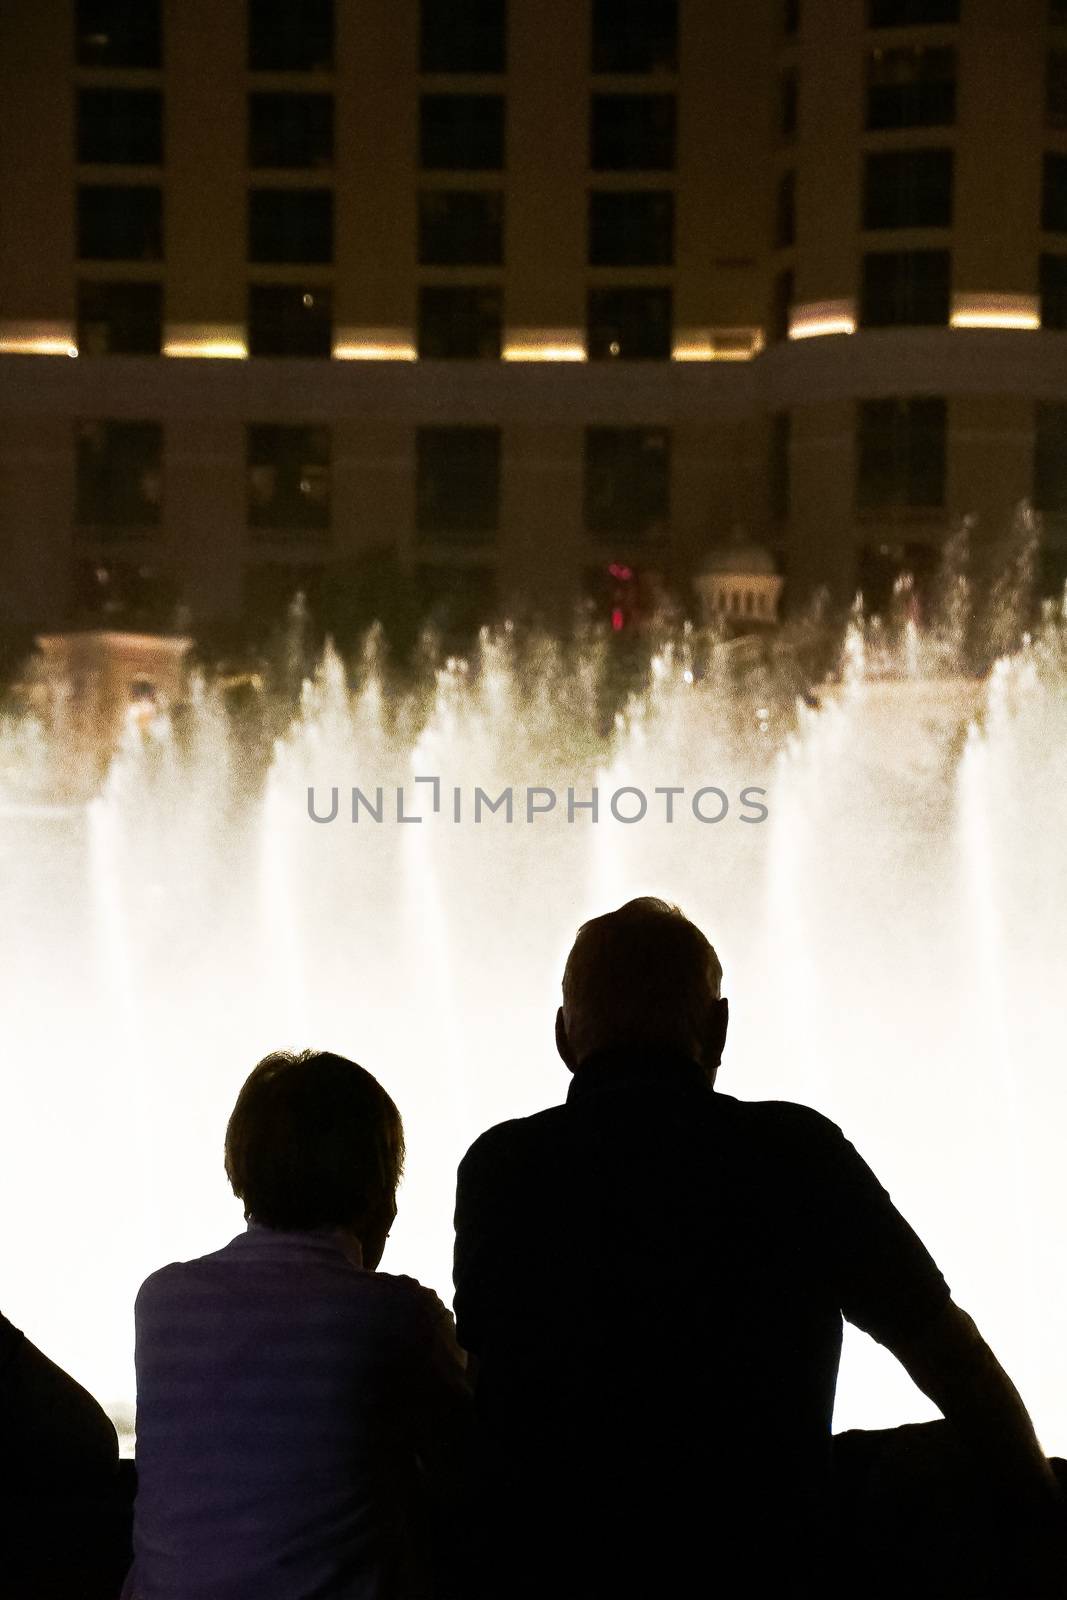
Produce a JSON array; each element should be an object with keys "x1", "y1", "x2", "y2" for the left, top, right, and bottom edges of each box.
[{"x1": 126, "y1": 1225, "x2": 467, "y2": 1600}]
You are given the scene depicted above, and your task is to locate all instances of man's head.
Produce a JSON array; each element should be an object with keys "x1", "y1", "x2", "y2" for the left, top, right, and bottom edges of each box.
[
  {"x1": 224, "y1": 1049, "x2": 404, "y2": 1268},
  {"x1": 557, "y1": 897, "x2": 728, "y2": 1078}
]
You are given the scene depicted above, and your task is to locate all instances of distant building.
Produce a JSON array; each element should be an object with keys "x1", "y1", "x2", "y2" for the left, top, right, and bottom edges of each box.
[
  {"x1": 2, "y1": 0, "x2": 1067, "y2": 642},
  {"x1": 695, "y1": 536, "x2": 784, "y2": 630}
]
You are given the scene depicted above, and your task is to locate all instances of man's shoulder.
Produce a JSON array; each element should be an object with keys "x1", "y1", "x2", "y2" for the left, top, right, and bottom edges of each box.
[
  {"x1": 725, "y1": 1094, "x2": 845, "y2": 1139},
  {"x1": 459, "y1": 1104, "x2": 567, "y2": 1175}
]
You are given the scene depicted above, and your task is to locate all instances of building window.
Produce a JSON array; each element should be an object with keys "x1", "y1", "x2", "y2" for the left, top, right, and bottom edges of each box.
[
  {"x1": 1048, "y1": 53, "x2": 1067, "y2": 129},
  {"x1": 249, "y1": 94, "x2": 333, "y2": 168},
  {"x1": 584, "y1": 428, "x2": 670, "y2": 541},
  {"x1": 248, "y1": 284, "x2": 332, "y2": 356},
  {"x1": 589, "y1": 192, "x2": 673, "y2": 266},
  {"x1": 856, "y1": 398, "x2": 947, "y2": 510},
  {"x1": 868, "y1": 0, "x2": 959, "y2": 24},
  {"x1": 1054, "y1": 0, "x2": 1067, "y2": 25},
  {"x1": 418, "y1": 191, "x2": 504, "y2": 265},
  {"x1": 416, "y1": 427, "x2": 500, "y2": 542},
  {"x1": 1040, "y1": 254, "x2": 1067, "y2": 328},
  {"x1": 420, "y1": 0, "x2": 506, "y2": 73},
  {"x1": 867, "y1": 47, "x2": 956, "y2": 130},
  {"x1": 76, "y1": 0, "x2": 161, "y2": 69},
  {"x1": 863, "y1": 150, "x2": 953, "y2": 230},
  {"x1": 779, "y1": 70, "x2": 798, "y2": 139},
  {"x1": 247, "y1": 426, "x2": 330, "y2": 536},
  {"x1": 248, "y1": 0, "x2": 333, "y2": 71},
  {"x1": 420, "y1": 96, "x2": 506, "y2": 171},
  {"x1": 858, "y1": 543, "x2": 940, "y2": 613},
  {"x1": 77, "y1": 281, "x2": 162, "y2": 355},
  {"x1": 415, "y1": 565, "x2": 498, "y2": 635},
  {"x1": 245, "y1": 562, "x2": 327, "y2": 622},
  {"x1": 587, "y1": 287, "x2": 672, "y2": 359},
  {"x1": 77, "y1": 90, "x2": 163, "y2": 165},
  {"x1": 78, "y1": 186, "x2": 162, "y2": 261},
  {"x1": 860, "y1": 250, "x2": 950, "y2": 326},
  {"x1": 592, "y1": 0, "x2": 677, "y2": 73},
  {"x1": 775, "y1": 171, "x2": 796, "y2": 249},
  {"x1": 249, "y1": 190, "x2": 333, "y2": 263},
  {"x1": 74, "y1": 559, "x2": 174, "y2": 626},
  {"x1": 76, "y1": 421, "x2": 163, "y2": 533},
  {"x1": 771, "y1": 268, "x2": 794, "y2": 343},
  {"x1": 784, "y1": 0, "x2": 800, "y2": 34},
  {"x1": 1042, "y1": 154, "x2": 1067, "y2": 232},
  {"x1": 1034, "y1": 403, "x2": 1067, "y2": 512},
  {"x1": 591, "y1": 96, "x2": 676, "y2": 170},
  {"x1": 771, "y1": 413, "x2": 791, "y2": 524},
  {"x1": 417, "y1": 286, "x2": 502, "y2": 358}
]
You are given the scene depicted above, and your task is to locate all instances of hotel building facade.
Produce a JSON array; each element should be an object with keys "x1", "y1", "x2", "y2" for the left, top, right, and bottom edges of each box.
[{"x1": 2, "y1": 0, "x2": 1067, "y2": 640}]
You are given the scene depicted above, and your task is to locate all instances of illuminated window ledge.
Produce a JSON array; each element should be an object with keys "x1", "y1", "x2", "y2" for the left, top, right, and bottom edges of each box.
[
  {"x1": 673, "y1": 327, "x2": 765, "y2": 362},
  {"x1": 163, "y1": 324, "x2": 247, "y2": 359},
  {"x1": 502, "y1": 330, "x2": 587, "y2": 362},
  {"x1": 788, "y1": 300, "x2": 856, "y2": 340},
  {"x1": 950, "y1": 293, "x2": 1040, "y2": 331},
  {"x1": 0, "y1": 321, "x2": 77, "y2": 357},
  {"x1": 334, "y1": 328, "x2": 417, "y2": 361}
]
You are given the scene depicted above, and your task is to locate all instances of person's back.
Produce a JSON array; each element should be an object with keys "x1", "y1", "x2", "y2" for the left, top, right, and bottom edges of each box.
[
  {"x1": 129, "y1": 1049, "x2": 468, "y2": 1600},
  {"x1": 134, "y1": 1228, "x2": 458, "y2": 1599},
  {"x1": 454, "y1": 899, "x2": 1062, "y2": 1599}
]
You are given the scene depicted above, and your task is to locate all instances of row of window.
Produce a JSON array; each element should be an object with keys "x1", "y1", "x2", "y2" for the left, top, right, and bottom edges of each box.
[
  {"x1": 76, "y1": 282, "x2": 675, "y2": 359},
  {"x1": 66, "y1": 253, "x2": 1067, "y2": 359},
  {"x1": 75, "y1": 185, "x2": 678, "y2": 267},
  {"x1": 77, "y1": 89, "x2": 677, "y2": 174},
  {"x1": 75, "y1": 0, "x2": 677, "y2": 77},
  {"x1": 67, "y1": 404, "x2": 1067, "y2": 546},
  {"x1": 77, "y1": 57, "x2": 1067, "y2": 179},
  {"x1": 76, "y1": 557, "x2": 505, "y2": 633},
  {"x1": 75, "y1": 423, "x2": 670, "y2": 541},
  {"x1": 80, "y1": 150, "x2": 1067, "y2": 271},
  {"x1": 775, "y1": 151, "x2": 1067, "y2": 253}
]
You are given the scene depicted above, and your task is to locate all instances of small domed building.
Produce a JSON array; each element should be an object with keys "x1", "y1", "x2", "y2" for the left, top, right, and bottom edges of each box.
[{"x1": 693, "y1": 531, "x2": 784, "y2": 630}]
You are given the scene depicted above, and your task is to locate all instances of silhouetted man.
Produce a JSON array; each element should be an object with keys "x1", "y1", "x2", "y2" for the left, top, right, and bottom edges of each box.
[{"x1": 453, "y1": 898, "x2": 1061, "y2": 1598}]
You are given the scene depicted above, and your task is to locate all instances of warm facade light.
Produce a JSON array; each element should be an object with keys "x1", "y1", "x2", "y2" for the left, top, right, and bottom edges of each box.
[
  {"x1": 333, "y1": 328, "x2": 417, "y2": 361},
  {"x1": 0, "y1": 321, "x2": 77, "y2": 357},
  {"x1": 163, "y1": 324, "x2": 247, "y2": 358},
  {"x1": 672, "y1": 327, "x2": 765, "y2": 362},
  {"x1": 788, "y1": 300, "x2": 857, "y2": 340},
  {"x1": 950, "y1": 293, "x2": 1040, "y2": 331},
  {"x1": 502, "y1": 329, "x2": 587, "y2": 362}
]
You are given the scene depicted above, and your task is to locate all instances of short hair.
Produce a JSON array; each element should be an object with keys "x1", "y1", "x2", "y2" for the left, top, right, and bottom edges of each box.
[
  {"x1": 224, "y1": 1050, "x2": 405, "y2": 1230},
  {"x1": 561, "y1": 897, "x2": 722, "y2": 1064}
]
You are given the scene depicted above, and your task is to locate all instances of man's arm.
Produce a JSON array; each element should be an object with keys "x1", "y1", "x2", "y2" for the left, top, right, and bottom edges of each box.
[{"x1": 891, "y1": 1300, "x2": 1059, "y2": 1501}]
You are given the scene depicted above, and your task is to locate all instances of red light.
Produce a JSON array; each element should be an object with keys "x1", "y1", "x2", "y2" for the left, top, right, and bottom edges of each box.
[
  {"x1": 608, "y1": 563, "x2": 634, "y2": 582},
  {"x1": 611, "y1": 607, "x2": 625, "y2": 632}
]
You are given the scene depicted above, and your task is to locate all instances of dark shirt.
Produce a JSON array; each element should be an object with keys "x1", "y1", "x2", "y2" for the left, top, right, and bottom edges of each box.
[
  {"x1": 453, "y1": 1050, "x2": 950, "y2": 1598},
  {"x1": 0, "y1": 1309, "x2": 118, "y2": 1493},
  {"x1": 129, "y1": 1226, "x2": 469, "y2": 1600}
]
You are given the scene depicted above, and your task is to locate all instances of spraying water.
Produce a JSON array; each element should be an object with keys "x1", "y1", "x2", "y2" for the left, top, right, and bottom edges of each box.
[{"x1": 1, "y1": 554, "x2": 1065, "y2": 1454}]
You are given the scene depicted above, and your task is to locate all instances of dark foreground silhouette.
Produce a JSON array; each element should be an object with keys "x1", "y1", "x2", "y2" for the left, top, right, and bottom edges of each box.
[
  {"x1": 4, "y1": 905, "x2": 1065, "y2": 1597},
  {"x1": 454, "y1": 899, "x2": 1066, "y2": 1599}
]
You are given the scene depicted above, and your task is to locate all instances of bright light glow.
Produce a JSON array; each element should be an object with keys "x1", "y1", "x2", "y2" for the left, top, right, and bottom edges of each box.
[
  {"x1": 503, "y1": 330, "x2": 587, "y2": 362},
  {"x1": 0, "y1": 321, "x2": 77, "y2": 358},
  {"x1": 334, "y1": 341, "x2": 418, "y2": 361},
  {"x1": 950, "y1": 293, "x2": 1040, "y2": 332},
  {"x1": 3, "y1": 625, "x2": 1067, "y2": 1454},
  {"x1": 789, "y1": 300, "x2": 857, "y2": 340},
  {"x1": 673, "y1": 328, "x2": 765, "y2": 362},
  {"x1": 333, "y1": 327, "x2": 418, "y2": 361},
  {"x1": 163, "y1": 325, "x2": 247, "y2": 359}
]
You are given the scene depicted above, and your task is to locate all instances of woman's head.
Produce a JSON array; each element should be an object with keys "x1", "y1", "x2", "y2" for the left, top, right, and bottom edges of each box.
[{"x1": 224, "y1": 1050, "x2": 404, "y2": 1265}]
